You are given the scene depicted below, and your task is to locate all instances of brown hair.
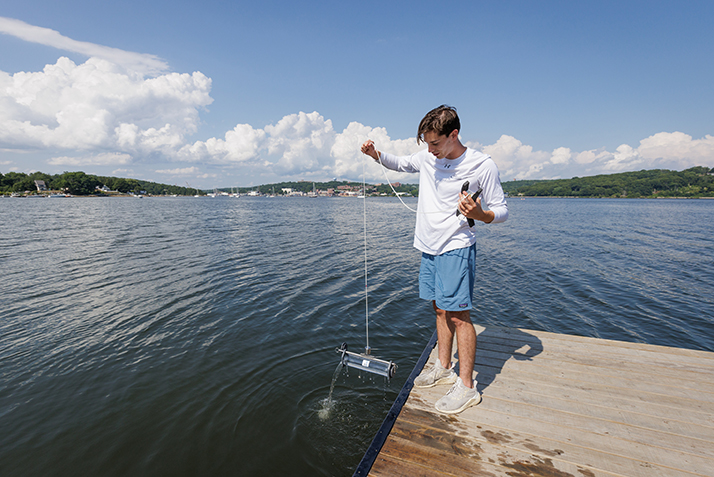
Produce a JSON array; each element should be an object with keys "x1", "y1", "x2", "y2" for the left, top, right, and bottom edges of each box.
[{"x1": 417, "y1": 105, "x2": 460, "y2": 144}]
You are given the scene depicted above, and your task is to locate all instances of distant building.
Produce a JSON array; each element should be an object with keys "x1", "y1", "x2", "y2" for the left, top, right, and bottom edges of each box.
[{"x1": 34, "y1": 180, "x2": 47, "y2": 192}]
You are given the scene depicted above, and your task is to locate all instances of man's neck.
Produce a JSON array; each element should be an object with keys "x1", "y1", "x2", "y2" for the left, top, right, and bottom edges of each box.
[{"x1": 445, "y1": 142, "x2": 467, "y2": 160}]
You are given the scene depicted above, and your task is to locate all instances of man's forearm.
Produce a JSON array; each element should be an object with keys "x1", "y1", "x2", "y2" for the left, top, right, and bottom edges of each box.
[{"x1": 469, "y1": 209, "x2": 494, "y2": 224}]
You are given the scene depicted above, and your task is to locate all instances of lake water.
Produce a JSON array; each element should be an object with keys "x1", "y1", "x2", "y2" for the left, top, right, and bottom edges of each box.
[{"x1": 1, "y1": 196, "x2": 713, "y2": 476}]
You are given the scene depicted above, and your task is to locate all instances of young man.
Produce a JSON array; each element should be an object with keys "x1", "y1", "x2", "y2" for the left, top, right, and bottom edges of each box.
[{"x1": 360, "y1": 105, "x2": 508, "y2": 414}]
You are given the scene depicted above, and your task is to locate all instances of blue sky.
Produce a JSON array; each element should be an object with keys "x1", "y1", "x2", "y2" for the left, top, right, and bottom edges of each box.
[{"x1": 1, "y1": 0, "x2": 713, "y2": 188}]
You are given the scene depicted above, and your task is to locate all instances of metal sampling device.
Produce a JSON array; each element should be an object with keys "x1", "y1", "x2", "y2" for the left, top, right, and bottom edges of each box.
[
  {"x1": 336, "y1": 342, "x2": 397, "y2": 379},
  {"x1": 336, "y1": 156, "x2": 397, "y2": 380}
]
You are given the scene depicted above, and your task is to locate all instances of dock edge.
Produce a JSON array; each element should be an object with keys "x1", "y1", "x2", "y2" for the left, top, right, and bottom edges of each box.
[{"x1": 352, "y1": 329, "x2": 438, "y2": 476}]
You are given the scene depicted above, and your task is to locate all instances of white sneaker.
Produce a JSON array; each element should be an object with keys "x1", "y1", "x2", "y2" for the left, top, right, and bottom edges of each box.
[
  {"x1": 435, "y1": 378, "x2": 481, "y2": 414},
  {"x1": 414, "y1": 360, "x2": 457, "y2": 388}
]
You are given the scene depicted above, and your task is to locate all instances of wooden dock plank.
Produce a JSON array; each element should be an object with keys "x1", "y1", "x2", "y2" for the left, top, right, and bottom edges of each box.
[
  {"x1": 473, "y1": 350, "x2": 714, "y2": 399},
  {"x1": 378, "y1": 408, "x2": 702, "y2": 477},
  {"x1": 473, "y1": 326, "x2": 714, "y2": 373},
  {"x1": 472, "y1": 342, "x2": 714, "y2": 404},
  {"x1": 409, "y1": 392, "x2": 714, "y2": 474},
  {"x1": 487, "y1": 389, "x2": 714, "y2": 443},
  {"x1": 481, "y1": 375, "x2": 714, "y2": 430},
  {"x1": 474, "y1": 326, "x2": 714, "y2": 362},
  {"x1": 409, "y1": 391, "x2": 714, "y2": 469},
  {"x1": 474, "y1": 338, "x2": 714, "y2": 389},
  {"x1": 471, "y1": 337, "x2": 714, "y2": 397},
  {"x1": 472, "y1": 366, "x2": 714, "y2": 420},
  {"x1": 373, "y1": 432, "x2": 609, "y2": 477},
  {"x1": 367, "y1": 326, "x2": 714, "y2": 477}
]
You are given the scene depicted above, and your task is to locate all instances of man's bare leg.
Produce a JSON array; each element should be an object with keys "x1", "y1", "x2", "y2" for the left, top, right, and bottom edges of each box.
[
  {"x1": 434, "y1": 301, "x2": 454, "y2": 370},
  {"x1": 450, "y1": 309, "x2": 476, "y2": 388},
  {"x1": 434, "y1": 301, "x2": 477, "y2": 389}
]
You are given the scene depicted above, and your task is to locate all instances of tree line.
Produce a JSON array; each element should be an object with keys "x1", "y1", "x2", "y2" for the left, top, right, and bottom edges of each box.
[
  {"x1": 502, "y1": 167, "x2": 714, "y2": 198},
  {"x1": 4, "y1": 166, "x2": 713, "y2": 198},
  {"x1": 230, "y1": 180, "x2": 419, "y2": 196},
  {"x1": 0, "y1": 171, "x2": 199, "y2": 196}
]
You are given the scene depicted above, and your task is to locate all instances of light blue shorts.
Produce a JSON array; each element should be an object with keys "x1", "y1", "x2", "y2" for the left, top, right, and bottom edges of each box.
[{"x1": 419, "y1": 244, "x2": 476, "y2": 311}]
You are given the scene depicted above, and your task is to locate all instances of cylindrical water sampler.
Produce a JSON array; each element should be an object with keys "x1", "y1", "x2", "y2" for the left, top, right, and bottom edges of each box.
[{"x1": 337, "y1": 343, "x2": 396, "y2": 380}]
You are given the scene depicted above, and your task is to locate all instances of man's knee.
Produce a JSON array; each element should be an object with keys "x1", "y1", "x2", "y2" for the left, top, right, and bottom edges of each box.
[
  {"x1": 434, "y1": 303, "x2": 473, "y2": 330},
  {"x1": 446, "y1": 310, "x2": 472, "y2": 326}
]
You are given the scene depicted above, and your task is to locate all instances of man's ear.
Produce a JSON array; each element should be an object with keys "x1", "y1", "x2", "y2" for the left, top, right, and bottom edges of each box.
[{"x1": 449, "y1": 129, "x2": 460, "y2": 140}]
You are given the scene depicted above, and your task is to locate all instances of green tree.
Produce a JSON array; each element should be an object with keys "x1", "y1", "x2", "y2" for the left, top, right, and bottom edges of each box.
[
  {"x1": 55, "y1": 172, "x2": 101, "y2": 195},
  {"x1": 1, "y1": 172, "x2": 28, "y2": 193},
  {"x1": 111, "y1": 178, "x2": 141, "y2": 193}
]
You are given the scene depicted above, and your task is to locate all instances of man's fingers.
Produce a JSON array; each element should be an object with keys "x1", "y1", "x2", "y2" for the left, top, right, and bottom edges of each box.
[{"x1": 361, "y1": 140, "x2": 375, "y2": 155}]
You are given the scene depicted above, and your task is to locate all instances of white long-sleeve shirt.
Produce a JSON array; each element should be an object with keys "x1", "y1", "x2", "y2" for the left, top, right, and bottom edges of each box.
[{"x1": 379, "y1": 148, "x2": 508, "y2": 255}]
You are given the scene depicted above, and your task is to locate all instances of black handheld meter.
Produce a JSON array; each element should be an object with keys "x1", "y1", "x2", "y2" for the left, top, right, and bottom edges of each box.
[{"x1": 456, "y1": 181, "x2": 482, "y2": 227}]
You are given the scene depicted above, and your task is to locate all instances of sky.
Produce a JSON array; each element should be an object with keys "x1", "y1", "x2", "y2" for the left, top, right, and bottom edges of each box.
[{"x1": 1, "y1": 0, "x2": 713, "y2": 188}]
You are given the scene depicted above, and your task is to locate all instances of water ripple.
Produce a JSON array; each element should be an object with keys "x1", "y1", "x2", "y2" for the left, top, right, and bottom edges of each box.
[{"x1": 1, "y1": 196, "x2": 713, "y2": 476}]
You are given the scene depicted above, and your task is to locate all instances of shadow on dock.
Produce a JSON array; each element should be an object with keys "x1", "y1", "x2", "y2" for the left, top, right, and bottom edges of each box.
[{"x1": 455, "y1": 325, "x2": 544, "y2": 393}]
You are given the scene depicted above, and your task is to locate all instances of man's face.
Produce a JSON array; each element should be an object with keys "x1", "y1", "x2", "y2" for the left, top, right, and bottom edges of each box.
[{"x1": 423, "y1": 130, "x2": 458, "y2": 159}]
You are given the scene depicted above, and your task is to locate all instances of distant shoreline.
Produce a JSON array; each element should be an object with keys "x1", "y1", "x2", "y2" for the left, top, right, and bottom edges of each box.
[
  {"x1": 5, "y1": 193, "x2": 714, "y2": 200},
  {"x1": 513, "y1": 195, "x2": 714, "y2": 200}
]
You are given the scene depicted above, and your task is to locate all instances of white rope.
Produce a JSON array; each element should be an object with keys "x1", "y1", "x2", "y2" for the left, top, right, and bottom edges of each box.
[
  {"x1": 376, "y1": 151, "x2": 418, "y2": 213},
  {"x1": 375, "y1": 151, "x2": 473, "y2": 215},
  {"x1": 362, "y1": 158, "x2": 370, "y2": 354}
]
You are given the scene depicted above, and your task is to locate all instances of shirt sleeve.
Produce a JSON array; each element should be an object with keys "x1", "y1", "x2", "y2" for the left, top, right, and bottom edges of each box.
[
  {"x1": 379, "y1": 152, "x2": 421, "y2": 173},
  {"x1": 480, "y1": 159, "x2": 508, "y2": 223}
]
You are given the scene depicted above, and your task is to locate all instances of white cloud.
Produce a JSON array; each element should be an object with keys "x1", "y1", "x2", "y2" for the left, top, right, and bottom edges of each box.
[
  {"x1": 179, "y1": 112, "x2": 336, "y2": 173},
  {"x1": 179, "y1": 123, "x2": 267, "y2": 164},
  {"x1": 574, "y1": 149, "x2": 608, "y2": 165},
  {"x1": 602, "y1": 144, "x2": 643, "y2": 172},
  {"x1": 550, "y1": 147, "x2": 572, "y2": 165},
  {"x1": 480, "y1": 135, "x2": 550, "y2": 180},
  {"x1": 154, "y1": 166, "x2": 200, "y2": 175},
  {"x1": 179, "y1": 112, "x2": 422, "y2": 182},
  {"x1": 0, "y1": 56, "x2": 212, "y2": 156},
  {"x1": 265, "y1": 111, "x2": 334, "y2": 172},
  {"x1": 330, "y1": 121, "x2": 421, "y2": 181},
  {"x1": 468, "y1": 132, "x2": 714, "y2": 181},
  {"x1": 48, "y1": 152, "x2": 132, "y2": 166},
  {"x1": 112, "y1": 168, "x2": 134, "y2": 176},
  {"x1": 0, "y1": 17, "x2": 168, "y2": 76},
  {"x1": 638, "y1": 132, "x2": 714, "y2": 166}
]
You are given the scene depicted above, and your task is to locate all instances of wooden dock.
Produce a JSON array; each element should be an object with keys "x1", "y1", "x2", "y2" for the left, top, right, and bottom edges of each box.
[{"x1": 363, "y1": 325, "x2": 714, "y2": 477}]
